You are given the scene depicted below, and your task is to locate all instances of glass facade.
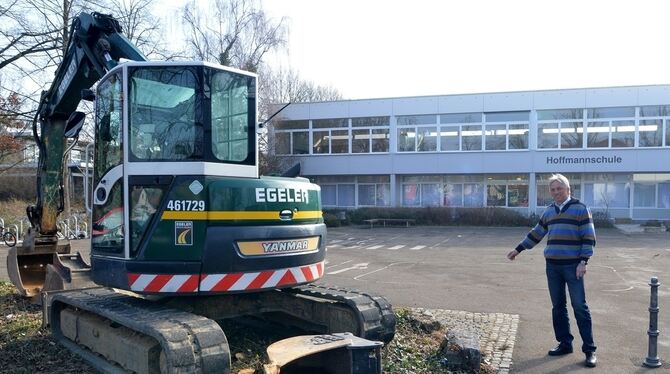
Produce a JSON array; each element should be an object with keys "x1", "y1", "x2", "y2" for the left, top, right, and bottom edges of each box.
[{"x1": 271, "y1": 89, "x2": 670, "y2": 219}]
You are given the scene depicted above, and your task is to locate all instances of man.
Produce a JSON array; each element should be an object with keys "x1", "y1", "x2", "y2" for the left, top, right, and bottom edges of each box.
[{"x1": 507, "y1": 173, "x2": 597, "y2": 368}]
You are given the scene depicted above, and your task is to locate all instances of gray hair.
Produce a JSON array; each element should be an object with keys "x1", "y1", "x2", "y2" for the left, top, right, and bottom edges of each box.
[{"x1": 548, "y1": 173, "x2": 570, "y2": 190}]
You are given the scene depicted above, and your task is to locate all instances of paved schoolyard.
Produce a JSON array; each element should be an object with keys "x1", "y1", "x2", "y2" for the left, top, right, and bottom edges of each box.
[
  {"x1": 2, "y1": 225, "x2": 669, "y2": 373},
  {"x1": 321, "y1": 225, "x2": 670, "y2": 373}
]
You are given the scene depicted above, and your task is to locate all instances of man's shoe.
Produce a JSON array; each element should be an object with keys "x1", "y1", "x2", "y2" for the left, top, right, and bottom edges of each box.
[
  {"x1": 547, "y1": 343, "x2": 573, "y2": 356},
  {"x1": 585, "y1": 352, "x2": 597, "y2": 367}
]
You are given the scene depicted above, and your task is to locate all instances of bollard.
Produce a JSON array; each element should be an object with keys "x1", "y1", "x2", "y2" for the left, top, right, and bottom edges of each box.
[{"x1": 644, "y1": 276, "x2": 662, "y2": 368}]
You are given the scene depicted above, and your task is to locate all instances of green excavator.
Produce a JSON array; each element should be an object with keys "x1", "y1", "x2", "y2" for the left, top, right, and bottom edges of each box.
[{"x1": 7, "y1": 12, "x2": 394, "y2": 373}]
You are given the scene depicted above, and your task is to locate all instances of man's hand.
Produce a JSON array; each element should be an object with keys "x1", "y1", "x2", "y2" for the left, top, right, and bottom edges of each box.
[
  {"x1": 576, "y1": 262, "x2": 587, "y2": 279},
  {"x1": 507, "y1": 249, "x2": 520, "y2": 261}
]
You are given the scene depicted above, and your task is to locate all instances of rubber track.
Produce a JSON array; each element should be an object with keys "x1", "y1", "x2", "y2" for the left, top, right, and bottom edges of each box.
[
  {"x1": 50, "y1": 288, "x2": 231, "y2": 374},
  {"x1": 283, "y1": 283, "x2": 396, "y2": 344}
]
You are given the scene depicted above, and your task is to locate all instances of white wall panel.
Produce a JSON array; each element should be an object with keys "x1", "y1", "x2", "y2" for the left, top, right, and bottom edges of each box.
[
  {"x1": 307, "y1": 102, "x2": 349, "y2": 119},
  {"x1": 483, "y1": 92, "x2": 533, "y2": 112},
  {"x1": 638, "y1": 86, "x2": 670, "y2": 106},
  {"x1": 349, "y1": 99, "x2": 394, "y2": 118},
  {"x1": 437, "y1": 94, "x2": 484, "y2": 114},
  {"x1": 392, "y1": 96, "x2": 439, "y2": 115},
  {"x1": 533, "y1": 89, "x2": 586, "y2": 110},
  {"x1": 585, "y1": 87, "x2": 638, "y2": 108}
]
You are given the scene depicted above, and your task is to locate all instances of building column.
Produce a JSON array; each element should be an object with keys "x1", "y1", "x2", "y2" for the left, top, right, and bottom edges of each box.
[
  {"x1": 390, "y1": 174, "x2": 397, "y2": 207},
  {"x1": 528, "y1": 172, "x2": 536, "y2": 216}
]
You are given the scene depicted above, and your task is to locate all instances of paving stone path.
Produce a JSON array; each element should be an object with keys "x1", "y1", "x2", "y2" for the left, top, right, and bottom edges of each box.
[{"x1": 416, "y1": 308, "x2": 519, "y2": 374}]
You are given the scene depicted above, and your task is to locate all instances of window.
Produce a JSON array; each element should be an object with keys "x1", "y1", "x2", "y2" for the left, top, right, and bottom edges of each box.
[
  {"x1": 658, "y1": 183, "x2": 670, "y2": 208},
  {"x1": 487, "y1": 184, "x2": 506, "y2": 206},
  {"x1": 398, "y1": 129, "x2": 416, "y2": 152},
  {"x1": 337, "y1": 184, "x2": 355, "y2": 206},
  {"x1": 440, "y1": 113, "x2": 482, "y2": 124},
  {"x1": 313, "y1": 118, "x2": 347, "y2": 128},
  {"x1": 321, "y1": 185, "x2": 336, "y2": 206},
  {"x1": 508, "y1": 124, "x2": 529, "y2": 149},
  {"x1": 587, "y1": 107, "x2": 635, "y2": 119},
  {"x1": 275, "y1": 132, "x2": 290, "y2": 154},
  {"x1": 210, "y1": 69, "x2": 254, "y2": 163},
  {"x1": 639, "y1": 119, "x2": 662, "y2": 147},
  {"x1": 443, "y1": 184, "x2": 463, "y2": 206},
  {"x1": 358, "y1": 183, "x2": 390, "y2": 206},
  {"x1": 461, "y1": 125, "x2": 482, "y2": 150},
  {"x1": 440, "y1": 126, "x2": 460, "y2": 151},
  {"x1": 485, "y1": 125, "x2": 506, "y2": 150},
  {"x1": 402, "y1": 184, "x2": 420, "y2": 206},
  {"x1": 293, "y1": 132, "x2": 309, "y2": 154},
  {"x1": 417, "y1": 127, "x2": 437, "y2": 152},
  {"x1": 611, "y1": 121, "x2": 635, "y2": 147},
  {"x1": 352, "y1": 129, "x2": 370, "y2": 153},
  {"x1": 463, "y1": 183, "x2": 484, "y2": 207},
  {"x1": 583, "y1": 179, "x2": 630, "y2": 208},
  {"x1": 313, "y1": 131, "x2": 330, "y2": 154},
  {"x1": 538, "y1": 123, "x2": 559, "y2": 149},
  {"x1": 352, "y1": 116, "x2": 389, "y2": 127},
  {"x1": 371, "y1": 129, "x2": 390, "y2": 152},
  {"x1": 397, "y1": 115, "x2": 436, "y2": 126},
  {"x1": 421, "y1": 184, "x2": 441, "y2": 206},
  {"x1": 560, "y1": 122, "x2": 583, "y2": 148},
  {"x1": 358, "y1": 184, "x2": 376, "y2": 206},
  {"x1": 331, "y1": 130, "x2": 349, "y2": 153},
  {"x1": 508, "y1": 184, "x2": 529, "y2": 207},
  {"x1": 586, "y1": 121, "x2": 609, "y2": 148},
  {"x1": 274, "y1": 120, "x2": 308, "y2": 155},
  {"x1": 634, "y1": 184, "x2": 656, "y2": 207},
  {"x1": 538, "y1": 109, "x2": 582, "y2": 121}
]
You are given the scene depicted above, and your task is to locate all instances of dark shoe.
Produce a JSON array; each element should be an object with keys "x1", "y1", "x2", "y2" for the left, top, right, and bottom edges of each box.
[
  {"x1": 585, "y1": 352, "x2": 597, "y2": 367},
  {"x1": 547, "y1": 343, "x2": 573, "y2": 356}
]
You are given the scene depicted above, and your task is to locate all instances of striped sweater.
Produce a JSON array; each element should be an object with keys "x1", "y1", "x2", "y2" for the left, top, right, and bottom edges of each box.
[{"x1": 516, "y1": 198, "x2": 595, "y2": 261}]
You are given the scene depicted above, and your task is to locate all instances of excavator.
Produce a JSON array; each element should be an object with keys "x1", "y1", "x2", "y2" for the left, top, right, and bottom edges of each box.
[{"x1": 6, "y1": 12, "x2": 394, "y2": 373}]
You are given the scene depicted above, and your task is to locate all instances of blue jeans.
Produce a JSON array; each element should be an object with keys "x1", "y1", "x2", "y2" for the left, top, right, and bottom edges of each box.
[{"x1": 546, "y1": 261, "x2": 597, "y2": 353}]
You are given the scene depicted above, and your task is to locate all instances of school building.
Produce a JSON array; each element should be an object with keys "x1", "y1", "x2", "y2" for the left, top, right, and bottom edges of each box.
[{"x1": 270, "y1": 85, "x2": 670, "y2": 220}]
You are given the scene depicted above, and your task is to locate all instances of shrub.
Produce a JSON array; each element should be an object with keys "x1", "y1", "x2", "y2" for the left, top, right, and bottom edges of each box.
[
  {"x1": 641, "y1": 220, "x2": 662, "y2": 227},
  {"x1": 592, "y1": 211, "x2": 614, "y2": 228},
  {"x1": 322, "y1": 212, "x2": 341, "y2": 227},
  {"x1": 345, "y1": 207, "x2": 531, "y2": 227}
]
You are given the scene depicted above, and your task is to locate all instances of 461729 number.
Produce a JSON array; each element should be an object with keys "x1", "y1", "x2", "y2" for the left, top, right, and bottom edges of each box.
[{"x1": 166, "y1": 200, "x2": 205, "y2": 211}]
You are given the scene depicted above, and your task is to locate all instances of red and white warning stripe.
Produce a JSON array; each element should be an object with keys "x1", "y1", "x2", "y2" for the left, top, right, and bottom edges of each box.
[{"x1": 127, "y1": 261, "x2": 324, "y2": 293}]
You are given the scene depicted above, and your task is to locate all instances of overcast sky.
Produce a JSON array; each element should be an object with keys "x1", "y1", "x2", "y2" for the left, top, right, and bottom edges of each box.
[
  {"x1": 258, "y1": 0, "x2": 670, "y2": 100},
  {"x1": 157, "y1": 0, "x2": 670, "y2": 100}
]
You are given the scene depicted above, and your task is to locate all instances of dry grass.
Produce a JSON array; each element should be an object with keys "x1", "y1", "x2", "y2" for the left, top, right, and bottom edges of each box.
[
  {"x1": 0, "y1": 282, "x2": 492, "y2": 373},
  {"x1": 0, "y1": 282, "x2": 93, "y2": 374}
]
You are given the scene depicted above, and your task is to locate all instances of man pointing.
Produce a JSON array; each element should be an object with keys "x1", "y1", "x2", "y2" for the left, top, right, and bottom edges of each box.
[{"x1": 507, "y1": 173, "x2": 597, "y2": 368}]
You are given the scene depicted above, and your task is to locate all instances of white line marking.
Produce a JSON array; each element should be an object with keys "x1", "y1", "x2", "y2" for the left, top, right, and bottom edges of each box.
[
  {"x1": 327, "y1": 263, "x2": 369, "y2": 275},
  {"x1": 354, "y1": 262, "x2": 406, "y2": 280},
  {"x1": 366, "y1": 245, "x2": 383, "y2": 250},
  {"x1": 326, "y1": 260, "x2": 353, "y2": 269},
  {"x1": 388, "y1": 245, "x2": 405, "y2": 250},
  {"x1": 410, "y1": 245, "x2": 426, "y2": 250}
]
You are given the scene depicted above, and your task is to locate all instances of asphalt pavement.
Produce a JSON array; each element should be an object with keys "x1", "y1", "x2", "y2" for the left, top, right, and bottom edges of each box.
[{"x1": 2, "y1": 225, "x2": 669, "y2": 373}]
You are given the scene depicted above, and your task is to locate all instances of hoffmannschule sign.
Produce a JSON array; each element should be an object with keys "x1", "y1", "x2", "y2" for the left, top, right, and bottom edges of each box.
[{"x1": 546, "y1": 155, "x2": 623, "y2": 165}]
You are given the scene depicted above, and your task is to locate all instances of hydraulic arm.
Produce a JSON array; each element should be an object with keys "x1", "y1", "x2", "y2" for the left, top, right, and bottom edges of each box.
[{"x1": 28, "y1": 12, "x2": 145, "y2": 237}]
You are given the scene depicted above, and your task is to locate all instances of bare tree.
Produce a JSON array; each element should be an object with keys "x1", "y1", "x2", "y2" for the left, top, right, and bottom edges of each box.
[
  {"x1": 181, "y1": 0, "x2": 287, "y2": 72},
  {"x1": 0, "y1": 90, "x2": 26, "y2": 171},
  {"x1": 87, "y1": 0, "x2": 179, "y2": 60},
  {"x1": 257, "y1": 66, "x2": 344, "y2": 175}
]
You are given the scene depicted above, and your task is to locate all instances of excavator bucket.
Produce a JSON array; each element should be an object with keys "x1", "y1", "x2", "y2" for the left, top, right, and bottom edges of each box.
[
  {"x1": 263, "y1": 333, "x2": 383, "y2": 374},
  {"x1": 7, "y1": 232, "x2": 72, "y2": 298}
]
